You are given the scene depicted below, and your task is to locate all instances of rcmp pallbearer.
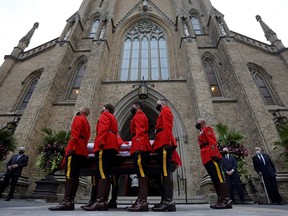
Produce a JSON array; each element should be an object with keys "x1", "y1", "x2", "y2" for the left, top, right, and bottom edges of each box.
[
  {"x1": 49, "y1": 107, "x2": 91, "y2": 211},
  {"x1": 151, "y1": 98, "x2": 178, "y2": 212},
  {"x1": 83, "y1": 104, "x2": 119, "y2": 211},
  {"x1": 127, "y1": 101, "x2": 152, "y2": 212},
  {"x1": 196, "y1": 118, "x2": 232, "y2": 209}
]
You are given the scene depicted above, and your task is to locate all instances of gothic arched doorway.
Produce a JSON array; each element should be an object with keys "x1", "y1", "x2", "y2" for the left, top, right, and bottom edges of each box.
[{"x1": 114, "y1": 88, "x2": 187, "y2": 198}]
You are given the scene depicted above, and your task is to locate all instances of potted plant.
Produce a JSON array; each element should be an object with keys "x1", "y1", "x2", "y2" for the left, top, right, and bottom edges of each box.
[
  {"x1": 274, "y1": 123, "x2": 288, "y2": 170},
  {"x1": 0, "y1": 129, "x2": 17, "y2": 162},
  {"x1": 215, "y1": 123, "x2": 249, "y2": 180},
  {"x1": 31, "y1": 128, "x2": 70, "y2": 201},
  {"x1": 36, "y1": 128, "x2": 70, "y2": 176}
]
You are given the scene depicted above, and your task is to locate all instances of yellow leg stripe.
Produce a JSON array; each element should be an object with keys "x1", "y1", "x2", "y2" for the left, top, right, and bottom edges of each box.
[
  {"x1": 163, "y1": 148, "x2": 168, "y2": 176},
  {"x1": 213, "y1": 161, "x2": 224, "y2": 183},
  {"x1": 99, "y1": 150, "x2": 106, "y2": 179},
  {"x1": 137, "y1": 154, "x2": 145, "y2": 177},
  {"x1": 66, "y1": 156, "x2": 72, "y2": 179}
]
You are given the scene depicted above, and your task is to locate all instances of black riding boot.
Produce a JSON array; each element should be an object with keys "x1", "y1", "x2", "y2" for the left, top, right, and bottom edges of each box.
[
  {"x1": 83, "y1": 178, "x2": 110, "y2": 211},
  {"x1": 152, "y1": 176, "x2": 176, "y2": 212},
  {"x1": 128, "y1": 177, "x2": 149, "y2": 211},
  {"x1": 49, "y1": 178, "x2": 76, "y2": 211}
]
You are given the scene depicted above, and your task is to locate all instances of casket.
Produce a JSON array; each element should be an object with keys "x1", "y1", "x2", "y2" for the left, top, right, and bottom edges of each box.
[{"x1": 80, "y1": 142, "x2": 177, "y2": 176}]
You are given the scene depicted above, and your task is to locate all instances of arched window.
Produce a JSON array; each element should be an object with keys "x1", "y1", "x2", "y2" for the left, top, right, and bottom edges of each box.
[
  {"x1": 203, "y1": 59, "x2": 222, "y2": 97},
  {"x1": 120, "y1": 20, "x2": 169, "y2": 81},
  {"x1": 89, "y1": 19, "x2": 100, "y2": 38},
  {"x1": 68, "y1": 62, "x2": 86, "y2": 100},
  {"x1": 17, "y1": 76, "x2": 39, "y2": 111},
  {"x1": 250, "y1": 68, "x2": 276, "y2": 105},
  {"x1": 191, "y1": 16, "x2": 202, "y2": 35}
]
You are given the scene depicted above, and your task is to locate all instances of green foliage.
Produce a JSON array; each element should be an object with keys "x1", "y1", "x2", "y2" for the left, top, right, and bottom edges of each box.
[
  {"x1": 215, "y1": 123, "x2": 249, "y2": 179},
  {"x1": 0, "y1": 129, "x2": 17, "y2": 161},
  {"x1": 36, "y1": 128, "x2": 70, "y2": 175},
  {"x1": 274, "y1": 123, "x2": 288, "y2": 169}
]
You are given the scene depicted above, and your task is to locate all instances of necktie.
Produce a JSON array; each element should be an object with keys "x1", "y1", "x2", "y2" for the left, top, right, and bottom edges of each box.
[
  {"x1": 258, "y1": 154, "x2": 265, "y2": 165},
  {"x1": 261, "y1": 154, "x2": 266, "y2": 165}
]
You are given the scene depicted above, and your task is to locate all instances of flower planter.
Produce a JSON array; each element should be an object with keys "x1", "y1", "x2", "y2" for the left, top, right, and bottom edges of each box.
[{"x1": 30, "y1": 175, "x2": 59, "y2": 202}]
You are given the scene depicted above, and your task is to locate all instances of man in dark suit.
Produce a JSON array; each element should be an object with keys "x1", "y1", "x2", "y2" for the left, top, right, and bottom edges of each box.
[
  {"x1": 0, "y1": 146, "x2": 29, "y2": 201},
  {"x1": 221, "y1": 147, "x2": 245, "y2": 204},
  {"x1": 252, "y1": 147, "x2": 282, "y2": 205}
]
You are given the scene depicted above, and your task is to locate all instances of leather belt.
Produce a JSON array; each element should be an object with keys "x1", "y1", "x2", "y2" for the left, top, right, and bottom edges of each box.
[
  {"x1": 155, "y1": 128, "x2": 164, "y2": 134},
  {"x1": 108, "y1": 130, "x2": 117, "y2": 135},
  {"x1": 131, "y1": 132, "x2": 148, "y2": 137},
  {"x1": 200, "y1": 142, "x2": 209, "y2": 149}
]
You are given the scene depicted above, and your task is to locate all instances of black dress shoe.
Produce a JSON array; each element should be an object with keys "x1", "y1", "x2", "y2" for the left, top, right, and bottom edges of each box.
[
  {"x1": 108, "y1": 200, "x2": 117, "y2": 208},
  {"x1": 151, "y1": 199, "x2": 176, "y2": 212},
  {"x1": 5, "y1": 198, "x2": 11, "y2": 201}
]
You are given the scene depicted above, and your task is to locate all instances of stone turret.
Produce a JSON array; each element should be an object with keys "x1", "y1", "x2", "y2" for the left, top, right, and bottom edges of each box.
[{"x1": 256, "y1": 15, "x2": 285, "y2": 51}]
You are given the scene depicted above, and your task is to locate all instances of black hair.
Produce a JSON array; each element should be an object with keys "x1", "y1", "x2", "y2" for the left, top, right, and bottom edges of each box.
[
  {"x1": 104, "y1": 104, "x2": 115, "y2": 114},
  {"x1": 133, "y1": 101, "x2": 143, "y2": 109}
]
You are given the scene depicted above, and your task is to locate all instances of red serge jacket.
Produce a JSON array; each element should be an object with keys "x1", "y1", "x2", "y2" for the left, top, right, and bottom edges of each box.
[
  {"x1": 198, "y1": 126, "x2": 221, "y2": 165},
  {"x1": 93, "y1": 110, "x2": 119, "y2": 152},
  {"x1": 130, "y1": 110, "x2": 152, "y2": 155},
  {"x1": 65, "y1": 113, "x2": 91, "y2": 157},
  {"x1": 153, "y1": 106, "x2": 177, "y2": 151}
]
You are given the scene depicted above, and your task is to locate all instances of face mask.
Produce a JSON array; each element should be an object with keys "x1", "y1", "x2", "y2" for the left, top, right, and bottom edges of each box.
[
  {"x1": 255, "y1": 151, "x2": 261, "y2": 155},
  {"x1": 131, "y1": 107, "x2": 136, "y2": 115},
  {"x1": 18, "y1": 151, "x2": 24, "y2": 155},
  {"x1": 156, "y1": 104, "x2": 162, "y2": 111},
  {"x1": 223, "y1": 151, "x2": 228, "y2": 155},
  {"x1": 195, "y1": 123, "x2": 201, "y2": 130}
]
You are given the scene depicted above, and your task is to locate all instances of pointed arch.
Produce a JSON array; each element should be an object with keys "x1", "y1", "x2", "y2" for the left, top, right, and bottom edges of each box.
[
  {"x1": 16, "y1": 68, "x2": 43, "y2": 111},
  {"x1": 119, "y1": 20, "x2": 169, "y2": 81},
  {"x1": 88, "y1": 12, "x2": 102, "y2": 38},
  {"x1": 114, "y1": 88, "x2": 188, "y2": 196},
  {"x1": 248, "y1": 63, "x2": 277, "y2": 105},
  {"x1": 114, "y1": 88, "x2": 188, "y2": 195},
  {"x1": 66, "y1": 56, "x2": 88, "y2": 101},
  {"x1": 202, "y1": 54, "x2": 223, "y2": 97},
  {"x1": 188, "y1": 9, "x2": 203, "y2": 35}
]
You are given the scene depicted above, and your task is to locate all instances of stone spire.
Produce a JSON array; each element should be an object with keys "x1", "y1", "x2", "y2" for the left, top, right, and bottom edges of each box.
[
  {"x1": 10, "y1": 22, "x2": 39, "y2": 58},
  {"x1": 19, "y1": 22, "x2": 39, "y2": 48},
  {"x1": 256, "y1": 15, "x2": 284, "y2": 51}
]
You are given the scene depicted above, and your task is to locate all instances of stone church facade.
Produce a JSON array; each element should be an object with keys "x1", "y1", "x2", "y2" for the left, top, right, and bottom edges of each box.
[{"x1": 0, "y1": 0, "x2": 287, "y2": 202}]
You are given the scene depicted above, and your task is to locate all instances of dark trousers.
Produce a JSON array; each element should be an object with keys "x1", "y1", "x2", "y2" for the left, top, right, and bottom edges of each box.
[
  {"x1": 94, "y1": 149, "x2": 117, "y2": 201},
  {"x1": 94, "y1": 149, "x2": 117, "y2": 179},
  {"x1": 65, "y1": 154, "x2": 87, "y2": 179},
  {"x1": 132, "y1": 151, "x2": 150, "y2": 177},
  {"x1": 204, "y1": 160, "x2": 230, "y2": 201},
  {"x1": 225, "y1": 176, "x2": 245, "y2": 203},
  {"x1": 204, "y1": 160, "x2": 225, "y2": 185},
  {"x1": 263, "y1": 175, "x2": 282, "y2": 204},
  {"x1": 156, "y1": 145, "x2": 174, "y2": 200},
  {"x1": 0, "y1": 174, "x2": 19, "y2": 198},
  {"x1": 110, "y1": 175, "x2": 119, "y2": 201}
]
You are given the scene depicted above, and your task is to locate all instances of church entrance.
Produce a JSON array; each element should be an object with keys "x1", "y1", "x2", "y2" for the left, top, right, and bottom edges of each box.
[
  {"x1": 117, "y1": 105, "x2": 161, "y2": 197},
  {"x1": 114, "y1": 89, "x2": 187, "y2": 198}
]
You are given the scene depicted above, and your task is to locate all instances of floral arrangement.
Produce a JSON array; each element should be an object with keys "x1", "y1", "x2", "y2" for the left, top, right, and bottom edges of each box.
[
  {"x1": 36, "y1": 128, "x2": 70, "y2": 175},
  {"x1": 0, "y1": 129, "x2": 17, "y2": 161},
  {"x1": 215, "y1": 123, "x2": 249, "y2": 179},
  {"x1": 274, "y1": 123, "x2": 288, "y2": 169}
]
